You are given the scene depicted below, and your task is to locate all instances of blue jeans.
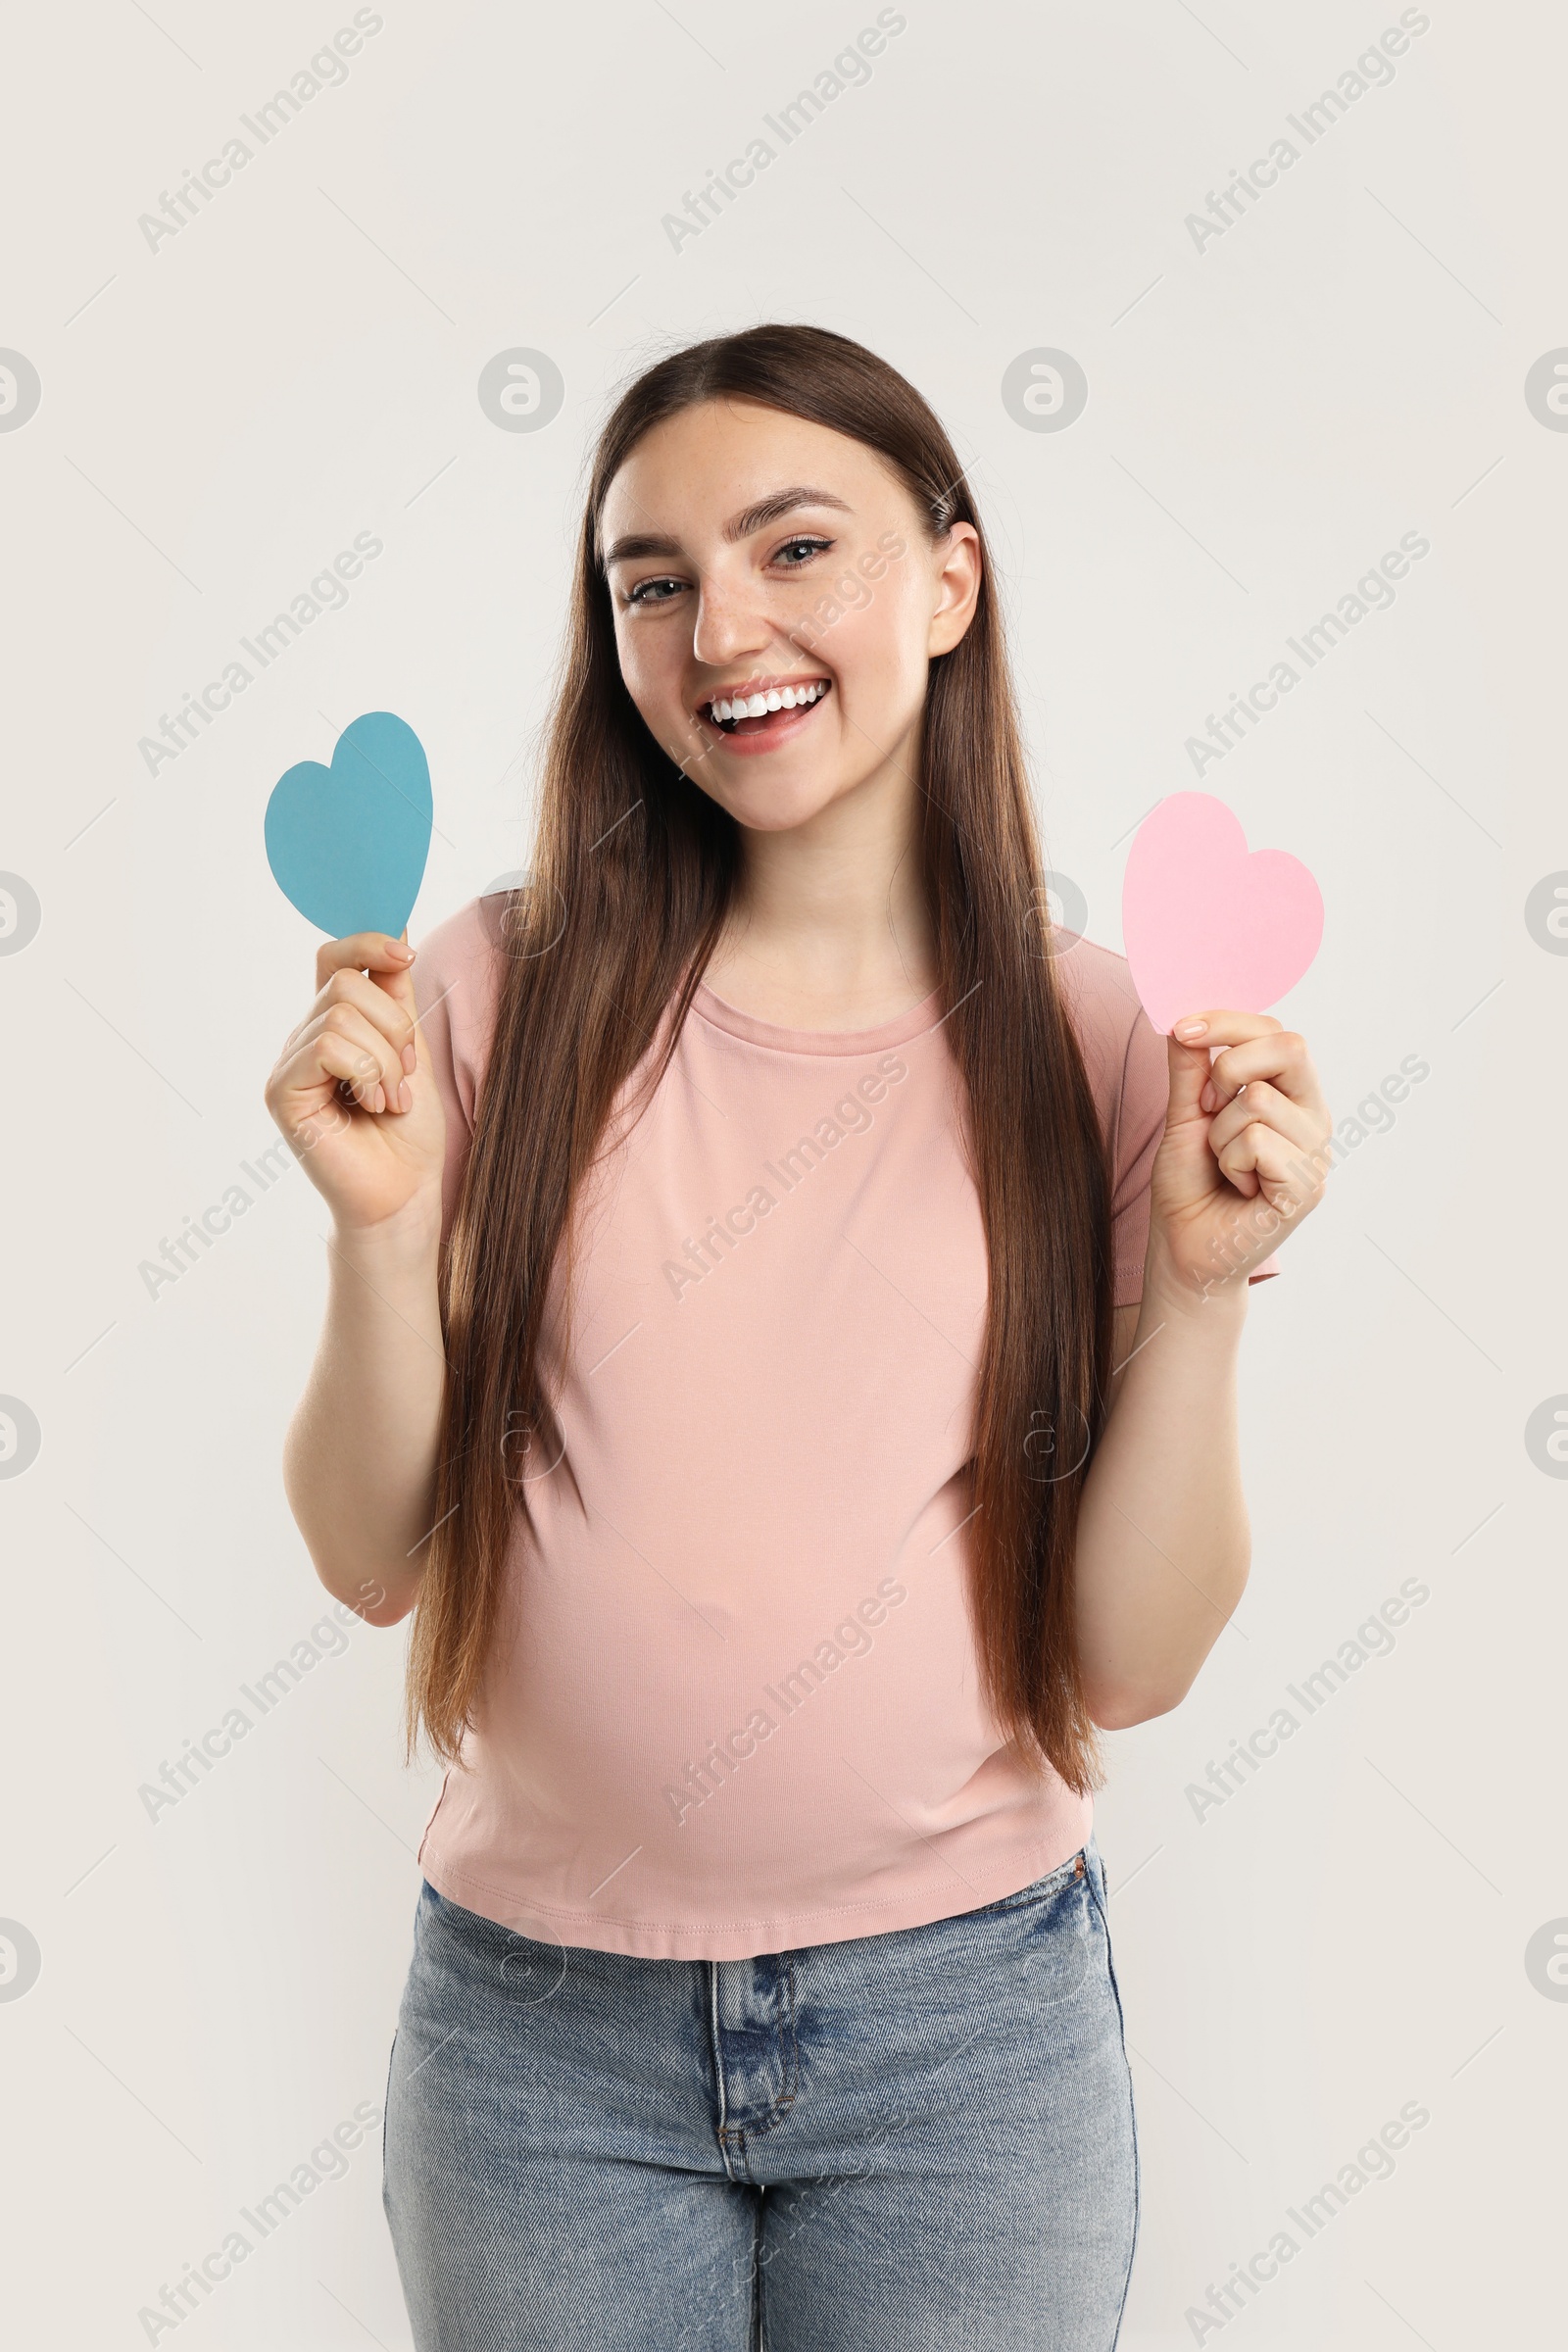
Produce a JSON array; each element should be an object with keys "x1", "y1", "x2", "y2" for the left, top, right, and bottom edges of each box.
[{"x1": 382, "y1": 1837, "x2": 1139, "y2": 2349}]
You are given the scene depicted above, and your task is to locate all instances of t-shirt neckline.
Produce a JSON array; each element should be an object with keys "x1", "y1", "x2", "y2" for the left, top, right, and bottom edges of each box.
[{"x1": 690, "y1": 978, "x2": 945, "y2": 1057}]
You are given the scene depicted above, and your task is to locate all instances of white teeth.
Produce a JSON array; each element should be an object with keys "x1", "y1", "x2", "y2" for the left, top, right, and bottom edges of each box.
[{"x1": 708, "y1": 681, "x2": 828, "y2": 724}]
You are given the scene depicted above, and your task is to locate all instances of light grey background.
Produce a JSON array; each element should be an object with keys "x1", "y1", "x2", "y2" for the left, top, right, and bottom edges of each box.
[{"x1": 1, "y1": 1, "x2": 1558, "y2": 2343}]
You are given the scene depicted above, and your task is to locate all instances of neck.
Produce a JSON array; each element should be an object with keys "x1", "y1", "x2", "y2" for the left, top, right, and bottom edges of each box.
[{"x1": 704, "y1": 743, "x2": 937, "y2": 1031}]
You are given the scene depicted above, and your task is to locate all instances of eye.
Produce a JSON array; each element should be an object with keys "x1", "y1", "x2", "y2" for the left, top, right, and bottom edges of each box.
[
  {"x1": 770, "y1": 534, "x2": 832, "y2": 568},
  {"x1": 624, "y1": 574, "x2": 688, "y2": 607}
]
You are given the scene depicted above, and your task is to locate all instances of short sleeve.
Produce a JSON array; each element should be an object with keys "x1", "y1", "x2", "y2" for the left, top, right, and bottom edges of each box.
[
  {"x1": 412, "y1": 895, "x2": 506, "y2": 1261},
  {"x1": 1106, "y1": 1004, "x2": 1170, "y2": 1307}
]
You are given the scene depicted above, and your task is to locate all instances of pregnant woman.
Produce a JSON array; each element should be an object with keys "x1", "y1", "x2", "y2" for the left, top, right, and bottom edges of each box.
[{"x1": 266, "y1": 324, "x2": 1331, "y2": 2351}]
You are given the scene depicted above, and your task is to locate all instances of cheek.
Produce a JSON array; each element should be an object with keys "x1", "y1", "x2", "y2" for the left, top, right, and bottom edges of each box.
[
  {"x1": 613, "y1": 624, "x2": 680, "y2": 722},
  {"x1": 821, "y1": 567, "x2": 927, "y2": 708}
]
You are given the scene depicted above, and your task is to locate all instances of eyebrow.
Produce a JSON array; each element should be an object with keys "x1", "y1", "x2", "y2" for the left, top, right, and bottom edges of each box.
[{"x1": 602, "y1": 485, "x2": 852, "y2": 568}]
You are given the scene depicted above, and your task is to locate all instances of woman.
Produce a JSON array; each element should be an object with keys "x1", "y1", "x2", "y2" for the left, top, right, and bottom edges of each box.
[{"x1": 266, "y1": 324, "x2": 1331, "y2": 2350}]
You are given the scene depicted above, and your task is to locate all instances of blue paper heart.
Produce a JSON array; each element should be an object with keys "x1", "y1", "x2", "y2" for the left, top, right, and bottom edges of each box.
[{"x1": 265, "y1": 711, "x2": 432, "y2": 939}]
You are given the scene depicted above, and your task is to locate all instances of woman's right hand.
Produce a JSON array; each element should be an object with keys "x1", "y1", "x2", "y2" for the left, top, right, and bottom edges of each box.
[{"x1": 264, "y1": 931, "x2": 447, "y2": 1237}]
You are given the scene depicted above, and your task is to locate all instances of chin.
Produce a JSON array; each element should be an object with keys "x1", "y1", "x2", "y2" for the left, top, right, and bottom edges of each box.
[{"x1": 719, "y1": 777, "x2": 843, "y2": 833}]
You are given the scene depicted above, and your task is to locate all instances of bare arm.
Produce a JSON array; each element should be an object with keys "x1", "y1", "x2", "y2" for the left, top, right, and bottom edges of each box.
[
  {"x1": 1076, "y1": 1284, "x2": 1249, "y2": 1727},
  {"x1": 265, "y1": 931, "x2": 450, "y2": 1628},
  {"x1": 1075, "y1": 1011, "x2": 1333, "y2": 1726},
  {"x1": 281, "y1": 1209, "x2": 446, "y2": 1627}
]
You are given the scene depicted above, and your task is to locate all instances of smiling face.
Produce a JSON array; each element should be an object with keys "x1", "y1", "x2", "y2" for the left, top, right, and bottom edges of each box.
[{"x1": 599, "y1": 398, "x2": 979, "y2": 836}]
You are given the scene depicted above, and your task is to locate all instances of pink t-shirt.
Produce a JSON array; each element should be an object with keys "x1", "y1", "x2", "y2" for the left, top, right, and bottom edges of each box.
[{"x1": 412, "y1": 894, "x2": 1273, "y2": 1959}]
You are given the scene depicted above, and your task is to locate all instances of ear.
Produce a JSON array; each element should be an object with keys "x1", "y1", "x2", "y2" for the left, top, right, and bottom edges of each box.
[{"x1": 927, "y1": 521, "x2": 982, "y2": 658}]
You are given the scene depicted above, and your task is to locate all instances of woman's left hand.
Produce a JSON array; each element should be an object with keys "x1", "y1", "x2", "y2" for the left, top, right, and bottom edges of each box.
[{"x1": 1146, "y1": 1010, "x2": 1333, "y2": 1304}]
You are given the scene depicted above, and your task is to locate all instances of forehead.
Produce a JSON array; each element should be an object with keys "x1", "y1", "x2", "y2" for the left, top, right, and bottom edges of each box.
[{"x1": 600, "y1": 398, "x2": 904, "y2": 542}]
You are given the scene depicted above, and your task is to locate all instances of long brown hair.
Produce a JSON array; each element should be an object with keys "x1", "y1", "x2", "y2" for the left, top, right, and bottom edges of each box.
[{"x1": 408, "y1": 324, "x2": 1114, "y2": 1792}]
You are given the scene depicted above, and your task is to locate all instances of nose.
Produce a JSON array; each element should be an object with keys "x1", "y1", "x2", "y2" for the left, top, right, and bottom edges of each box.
[{"x1": 691, "y1": 567, "x2": 774, "y2": 671}]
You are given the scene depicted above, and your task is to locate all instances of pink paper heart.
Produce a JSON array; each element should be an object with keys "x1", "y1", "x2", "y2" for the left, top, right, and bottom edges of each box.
[{"x1": 1121, "y1": 792, "x2": 1323, "y2": 1035}]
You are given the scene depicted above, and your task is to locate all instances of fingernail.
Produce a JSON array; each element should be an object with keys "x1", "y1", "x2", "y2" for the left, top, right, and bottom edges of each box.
[
  {"x1": 387, "y1": 941, "x2": 415, "y2": 961},
  {"x1": 401, "y1": 1042, "x2": 416, "y2": 1073},
  {"x1": 397, "y1": 1079, "x2": 412, "y2": 1112},
  {"x1": 371, "y1": 1085, "x2": 385, "y2": 1114},
  {"x1": 1174, "y1": 1018, "x2": 1208, "y2": 1041},
  {"x1": 1200, "y1": 1081, "x2": 1217, "y2": 1112}
]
